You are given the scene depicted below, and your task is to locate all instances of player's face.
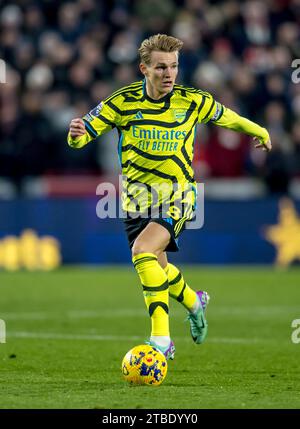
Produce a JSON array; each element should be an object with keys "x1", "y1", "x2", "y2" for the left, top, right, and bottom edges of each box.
[{"x1": 140, "y1": 51, "x2": 179, "y2": 98}]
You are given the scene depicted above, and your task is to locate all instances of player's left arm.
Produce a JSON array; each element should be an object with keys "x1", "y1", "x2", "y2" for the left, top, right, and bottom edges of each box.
[{"x1": 211, "y1": 104, "x2": 272, "y2": 152}]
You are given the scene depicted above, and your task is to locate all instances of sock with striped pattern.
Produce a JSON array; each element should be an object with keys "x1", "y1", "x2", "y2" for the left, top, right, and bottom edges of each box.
[
  {"x1": 133, "y1": 253, "x2": 170, "y2": 337},
  {"x1": 164, "y1": 263, "x2": 199, "y2": 313}
]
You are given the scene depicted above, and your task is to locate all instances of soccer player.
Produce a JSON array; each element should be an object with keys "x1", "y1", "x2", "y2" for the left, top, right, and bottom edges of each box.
[{"x1": 68, "y1": 34, "x2": 272, "y2": 360}]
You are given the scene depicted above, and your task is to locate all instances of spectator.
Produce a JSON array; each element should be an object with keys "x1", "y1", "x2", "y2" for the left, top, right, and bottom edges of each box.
[{"x1": 0, "y1": 0, "x2": 298, "y2": 195}]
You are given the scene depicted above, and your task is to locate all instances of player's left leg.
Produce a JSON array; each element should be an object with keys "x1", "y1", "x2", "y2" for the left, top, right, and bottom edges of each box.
[{"x1": 157, "y1": 254, "x2": 209, "y2": 345}]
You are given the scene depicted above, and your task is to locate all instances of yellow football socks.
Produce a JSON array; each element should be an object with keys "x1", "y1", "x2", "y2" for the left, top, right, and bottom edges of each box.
[
  {"x1": 133, "y1": 253, "x2": 170, "y2": 337},
  {"x1": 164, "y1": 263, "x2": 198, "y2": 312}
]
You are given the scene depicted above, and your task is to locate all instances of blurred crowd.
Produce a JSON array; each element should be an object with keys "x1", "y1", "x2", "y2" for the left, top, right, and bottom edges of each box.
[{"x1": 1, "y1": 0, "x2": 300, "y2": 195}]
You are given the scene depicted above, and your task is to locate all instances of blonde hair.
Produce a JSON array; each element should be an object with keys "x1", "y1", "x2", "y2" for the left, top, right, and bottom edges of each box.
[{"x1": 138, "y1": 34, "x2": 183, "y2": 65}]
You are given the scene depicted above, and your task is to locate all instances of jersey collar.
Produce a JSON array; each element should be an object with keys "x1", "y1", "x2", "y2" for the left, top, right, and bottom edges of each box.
[{"x1": 142, "y1": 78, "x2": 174, "y2": 103}]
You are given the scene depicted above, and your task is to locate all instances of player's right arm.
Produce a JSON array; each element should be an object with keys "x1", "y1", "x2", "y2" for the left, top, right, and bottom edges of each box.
[{"x1": 67, "y1": 100, "x2": 120, "y2": 149}]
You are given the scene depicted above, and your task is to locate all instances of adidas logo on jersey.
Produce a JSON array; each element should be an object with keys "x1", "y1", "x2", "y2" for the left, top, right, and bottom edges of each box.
[{"x1": 134, "y1": 111, "x2": 144, "y2": 119}]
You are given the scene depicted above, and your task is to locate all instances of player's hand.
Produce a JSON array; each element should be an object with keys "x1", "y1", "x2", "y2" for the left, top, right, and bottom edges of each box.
[
  {"x1": 69, "y1": 118, "x2": 86, "y2": 138},
  {"x1": 253, "y1": 136, "x2": 272, "y2": 152}
]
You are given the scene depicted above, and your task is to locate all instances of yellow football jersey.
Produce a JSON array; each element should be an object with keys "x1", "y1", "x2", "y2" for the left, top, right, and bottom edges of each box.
[{"x1": 68, "y1": 80, "x2": 225, "y2": 218}]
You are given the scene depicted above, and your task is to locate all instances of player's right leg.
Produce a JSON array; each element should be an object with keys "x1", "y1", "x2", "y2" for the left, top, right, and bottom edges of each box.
[
  {"x1": 132, "y1": 222, "x2": 175, "y2": 360},
  {"x1": 158, "y1": 253, "x2": 209, "y2": 345}
]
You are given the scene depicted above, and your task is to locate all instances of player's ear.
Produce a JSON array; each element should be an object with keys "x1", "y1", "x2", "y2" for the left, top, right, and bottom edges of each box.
[{"x1": 139, "y1": 62, "x2": 147, "y2": 77}]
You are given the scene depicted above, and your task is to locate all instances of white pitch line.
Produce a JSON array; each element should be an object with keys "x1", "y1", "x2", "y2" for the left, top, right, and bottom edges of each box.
[
  {"x1": 0, "y1": 309, "x2": 148, "y2": 321},
  {"x1": 1, "y1": 312, "x2": 52, "y2": 321},
  {"x1": 7, "y1": 331, "x2": 274, "y2": 344},
  {"x1": 8, "y1": 332, "x2": 141, "y2": 341},
  {"x1": 1, "y1": 305, "x2": 299, "y2": 321},
  {"x1": 214, "y1": 306, "x2": 300, "y2": 316}
]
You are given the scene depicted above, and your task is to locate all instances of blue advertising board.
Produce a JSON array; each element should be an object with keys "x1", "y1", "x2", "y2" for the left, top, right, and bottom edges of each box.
[{"x1": 0, "y1": 197, "x2": 299, "y2": 266}]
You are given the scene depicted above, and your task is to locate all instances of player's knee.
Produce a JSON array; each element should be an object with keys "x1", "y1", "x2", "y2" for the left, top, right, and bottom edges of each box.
[{"x1": 132, "y1": 240, "x2": 156, "y2": 258}]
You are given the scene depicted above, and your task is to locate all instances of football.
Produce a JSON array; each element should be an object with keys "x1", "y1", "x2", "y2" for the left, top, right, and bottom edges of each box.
[{"x1": 122, "y1": 344, "x2": 168, "y2": 386}]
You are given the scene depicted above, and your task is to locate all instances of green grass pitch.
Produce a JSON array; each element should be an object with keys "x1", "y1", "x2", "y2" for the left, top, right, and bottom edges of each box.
[{"x1": 0, "y1": 266, "x2": 299, "y2": 409}]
